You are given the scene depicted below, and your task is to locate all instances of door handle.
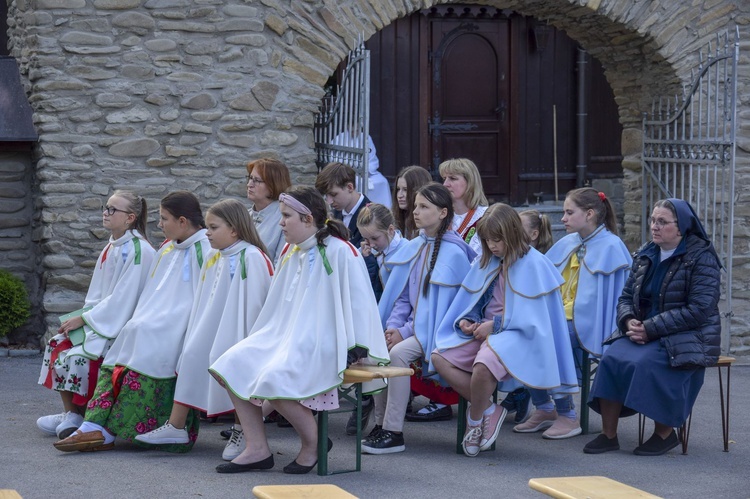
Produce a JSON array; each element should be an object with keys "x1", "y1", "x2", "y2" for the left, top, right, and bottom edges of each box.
[{"x1": 494, "y1": 101, "x2": 507, "y2": 123}]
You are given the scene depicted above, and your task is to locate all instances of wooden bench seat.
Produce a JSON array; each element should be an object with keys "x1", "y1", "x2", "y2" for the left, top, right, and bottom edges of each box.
[
  {"x1": 528, "y1": 476, "x2": 661, "y2": 499},
  {"x1": 252, "y1": 484, "x2": 357, "y2": 499},
  {"x1": 316, "y1": 365, "x2": 413, "y2": 476}
]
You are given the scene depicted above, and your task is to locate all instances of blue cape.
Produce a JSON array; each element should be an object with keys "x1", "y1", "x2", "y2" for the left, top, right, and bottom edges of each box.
[
  {"x1": 545, "y1": 225, "x2": 632, "y2": 356},
  {"x1": 379, "y1": 231, "x2": 475, "y2": 368},
  {"x1": 435, "y1": 249, "x2": 578, "y2": 391}
]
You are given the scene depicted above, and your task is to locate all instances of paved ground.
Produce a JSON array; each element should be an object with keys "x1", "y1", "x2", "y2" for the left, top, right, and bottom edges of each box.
[{"x1": 1, "y1": 355, "x2": 748, "y2": 498}]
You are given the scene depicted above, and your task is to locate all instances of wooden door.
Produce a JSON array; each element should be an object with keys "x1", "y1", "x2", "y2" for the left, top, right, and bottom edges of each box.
[{"x1": 427, "y1": 18, "x2": 512, "y2": 202}]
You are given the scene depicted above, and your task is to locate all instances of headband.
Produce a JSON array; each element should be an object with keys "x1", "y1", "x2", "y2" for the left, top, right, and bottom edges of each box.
[{"x1": 279, "y1": 193, "x2": 312, "y2": 216}]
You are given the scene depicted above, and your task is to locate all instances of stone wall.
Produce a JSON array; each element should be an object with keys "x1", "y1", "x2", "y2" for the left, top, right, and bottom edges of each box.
[
  {"x1": 3, "y1": 0, "x2": 750, "y2": 354},
  {"x1": 0, "y1": 149, "x2": 43, "y2": 345}
]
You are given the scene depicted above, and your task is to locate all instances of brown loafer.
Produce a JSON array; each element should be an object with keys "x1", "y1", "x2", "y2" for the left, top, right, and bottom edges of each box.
[{"x1": 53, "y1": 430, "x2": 106, "y2": 452}]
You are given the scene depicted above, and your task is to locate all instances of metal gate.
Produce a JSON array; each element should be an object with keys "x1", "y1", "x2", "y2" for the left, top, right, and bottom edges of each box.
[
  {"x1": 641, "y1": 29, "x2": 739, "y2": 353},
  {"x1": 314, "y1": 37, "x2": 371, "y2": 192}
]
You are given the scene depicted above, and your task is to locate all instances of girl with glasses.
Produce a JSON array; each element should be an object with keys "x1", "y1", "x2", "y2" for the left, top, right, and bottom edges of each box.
[{"x1": 37, "y1": 190, "x2": 155, "y2": 441}]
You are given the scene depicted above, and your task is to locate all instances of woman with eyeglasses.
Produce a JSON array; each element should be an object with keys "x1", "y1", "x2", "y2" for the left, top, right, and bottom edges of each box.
[
  {"x1": 584, "y1": 199, "x2": 722, "y2": 456},
  {"x1": 246, "y1": 158, "x2": 292, "y2": 264},
  {"x1": 37, "y1": 190, "x2": 155, "y2": 441}
]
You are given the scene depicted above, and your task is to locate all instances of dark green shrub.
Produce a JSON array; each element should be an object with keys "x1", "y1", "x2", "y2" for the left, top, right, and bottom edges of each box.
[{"x1": 0, "y1": 269, "x2": 30, "y2": 337}]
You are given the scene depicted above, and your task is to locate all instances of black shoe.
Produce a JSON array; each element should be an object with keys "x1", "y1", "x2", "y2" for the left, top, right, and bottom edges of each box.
[
  {"x1": 633, "y1": 431, "x2": 679, "y2": 456},
  {"x1": 345, "y1": 395, "x2": 374, "y2": 436},
  {"x1": 404, "y1": 402, "x2": 452, "y2": 422},
  {"x1": 512, "y1": 389, "x2": 532, "y2": 424},
  {"x1": 362, "y1": 424, "x2": 383, "y2": 442},
  {"x1": 277, "y1": 414, "x2": 292, "y2": 428},
  {"x1": 281, "y1": 438, "x2": 332, "y2": 475},
  {"x1": 583, "y1": 434, "x2": 620, "y2": 454},
  {"x1": 362, "y1": 430, "x2": 405, "y2": 455},
  {"x1": 220, "y1": 428, "x2": 233, "y2": 440},
  {"x1": 216, "y1": 455, "x2": 274, "y2": 473},
  {"x1": 500, "y1": 392, "x2": 518, "y2": 413}
]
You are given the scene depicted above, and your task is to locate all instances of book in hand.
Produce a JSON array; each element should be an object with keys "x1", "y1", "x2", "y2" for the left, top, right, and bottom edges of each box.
[{"x1": 59, "y1": 307, "x2": 93, "y2": 346}]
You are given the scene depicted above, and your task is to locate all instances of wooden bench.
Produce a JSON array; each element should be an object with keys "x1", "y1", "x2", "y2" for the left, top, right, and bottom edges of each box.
[
  {"x1": 0, "y1": 491, "x2": 22, "y2": 499},
  {"x1": 316, "y1": 365, "x2": 414, "y2": 476},
  {"x1": 528, "y1": 476, "x2": 661, "y2": 499},
  {"x1": 638, "y1": 355, "x2": 735, "y2": 454},
  {"x1": 252, "y1": 484, "x2": 357, "y2": 499}
]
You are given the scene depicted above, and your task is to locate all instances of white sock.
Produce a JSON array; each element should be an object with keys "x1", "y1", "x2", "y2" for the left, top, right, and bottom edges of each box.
[
  {"x1": 467, "y1": 414, "x2": 482, "y2": 427},
  {"x1": 77, "y1": 421, "x2": 115, "y2": 444},
  {"x1": 483, "y1": 404, "x2": 496, "y2": 417}
]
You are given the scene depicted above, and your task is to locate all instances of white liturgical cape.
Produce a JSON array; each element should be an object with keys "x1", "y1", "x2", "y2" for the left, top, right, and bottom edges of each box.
[
  {"x1": 68, "y1": 230, "x2": 155, "y2": 360},
  {"x1": 174, "y1": 241, "x2": 273, "y2": 416},
  {"x1": 103, "y1": 229, "x2": 210, "y2": 379},
  {"x1": 210, "y1": 235, "x2": 390, "y2": 401}
]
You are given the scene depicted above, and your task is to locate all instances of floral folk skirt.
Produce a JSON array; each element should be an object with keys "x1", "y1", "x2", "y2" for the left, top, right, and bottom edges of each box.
[
  {"x1": 38, "y1": 335, "x2": 102, "y2": 407},
  {"x1": 86, "y1": 366, "x2": 199, "y2": 453}
]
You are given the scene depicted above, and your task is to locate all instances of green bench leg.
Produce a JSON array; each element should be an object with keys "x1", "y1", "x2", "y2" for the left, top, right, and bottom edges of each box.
[
  {"x1": 580, "y1": 350, "x2": 590, "y2": 435},
  {"x1": 317, "y1": 383, "x2": 362, "y2": 476}
]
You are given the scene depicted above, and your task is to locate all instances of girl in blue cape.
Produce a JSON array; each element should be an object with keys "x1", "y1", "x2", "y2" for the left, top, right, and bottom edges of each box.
[
  {"x1": 432, "y1": 204, "x2": 577, "y2": 456},
  {"x1": 361, "y1": 183, "x2": 475, "y2": 455},
  {"x1": 514, "y1": 188, "x2": 631, "y2": 440}
]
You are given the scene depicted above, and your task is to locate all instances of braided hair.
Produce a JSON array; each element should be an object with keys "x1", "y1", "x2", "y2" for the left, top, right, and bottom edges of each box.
[{"x1": 415, "y1": 182, "x2": 454, "y2": 296}]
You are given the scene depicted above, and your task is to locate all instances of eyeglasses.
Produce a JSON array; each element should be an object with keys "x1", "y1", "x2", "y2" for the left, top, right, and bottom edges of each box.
[
  {"x1": 103, "y1": 205, "x2": 131, "y2": 216},
  {"x1": 648, "y1": 217, "x2": 678, "y2": 228},
  {"x1": 246, "y1": 176, "x2": 265, "y2": 185}
]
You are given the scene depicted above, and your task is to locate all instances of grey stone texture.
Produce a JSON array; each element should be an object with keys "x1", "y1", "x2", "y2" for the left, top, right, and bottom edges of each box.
[{"x1": 2, "y1": 0, "x2": 750, "y2": 355}]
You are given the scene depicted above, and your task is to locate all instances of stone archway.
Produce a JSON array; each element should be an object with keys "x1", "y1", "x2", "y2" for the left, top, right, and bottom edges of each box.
[{"x1": 3, "y1": 0, "x2": 748, "y2": 349}]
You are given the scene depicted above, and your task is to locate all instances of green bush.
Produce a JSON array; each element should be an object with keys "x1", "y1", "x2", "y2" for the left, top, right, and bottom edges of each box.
[{"x1": 0, "y1": 269, "x2": 30, "y2": 337}]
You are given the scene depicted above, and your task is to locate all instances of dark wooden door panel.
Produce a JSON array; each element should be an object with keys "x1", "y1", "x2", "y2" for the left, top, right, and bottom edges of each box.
[{"x1": 430, "y1": 18, "x2": 511, "y2": 201}]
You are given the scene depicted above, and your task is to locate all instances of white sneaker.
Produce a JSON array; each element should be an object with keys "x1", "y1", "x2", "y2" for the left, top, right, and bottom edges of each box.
[
  {"x1": 134, "y1": 421, "x2": 189, "y2": 445},
  {"x1": 55, "y1": 412, "x2": 84, "y2": 439},
  {"x1": 222, "y1": 427, "x2": 245, "y2": 461},
  {"x1": 37, "y1": 413, "x2": 66, "y2": 436}
]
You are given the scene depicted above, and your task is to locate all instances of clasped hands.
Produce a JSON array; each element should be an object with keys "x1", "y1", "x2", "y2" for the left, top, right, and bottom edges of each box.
[
  {"x1": 459, "y1": 319, "x2": 492, "y2": 342},
  {"x1": 625, "y1": 318, "x2": 648, "y2": 344},
  {"x1": 58, "y1": 315, "x2": 85, "y2": 337}
]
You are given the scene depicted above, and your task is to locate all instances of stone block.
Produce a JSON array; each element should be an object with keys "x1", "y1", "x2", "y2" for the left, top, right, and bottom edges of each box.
[
  {"x1": 35, "y1": 0, "x2": 86, "y2": 8},
  {"x1": 217, "y1": 132, "x2": 255, "y2": 148},
  {"x1": 179, "y1": 135, "x2": 208, "y2": 146},
  {"x1": 222, "y1": 4, "x2": 257, "y2": 17},
  {"x1": 94, "y1": 0, "x2": 142, "y2": 9},
  {"x1": 95, "y1": 93, "x2": 132, "y2": 108},
  {"x1": 67, "y1": 66, "x2": 117, "y2": 80},
  {"x1": 217, "y1": 19, "x2": 264, "y2": 32},
  {"x1": 265, "y1": 14, "x2": 288, "y2": 35},
  {"x1": 39, "y1": 183, "x2": 86, "y2": 194},
  {"x1": 144, "y1": 38, "x2": 177, "y2": 52},
  {"x1": 60, "y1": 31, "x2": 113, "y2": 46},
  {"x1": 181, "y1": 93, "x2": 217, "y2": 110},
  {"x1": 43, "y1": 254, "x2": 75, "y2": 269},
  {"x1": 166, "y1": 72, "x2": 203, "y2": 82},
  {"x1": 62, "y1": 45, "x2": 122, "y2": 55},
  {"x1": 0, "y1": 217, "x2": 28, "y2": 229},
  {"x1": 259, "y1": 130, "x2": 298, "y2": 147},
  {"x1": 252, "y1": 81, "x2": 280, "y2": 110},
  {"x1": 229, "y1": 92, "x2": 263, "y2": 112},
  {"x1": 106, "y1": 106, "x2": 152, "y2": 124},
  {"x1": 145, "y1": 93, "x2": 169, "y2": 106},
  {"x1": 104, "y1": 125, "x2": 137, "y2": 136},
  {"x1": 146, "y1": 157, "x2": 178, "y2": 167},
  {"x1": 144, "y1": 123, "x2": 182, "y2": 135},
  {"x1": 122, "y1": 65, "x2": 156, "y2": 80},
  {"x1": 109, "y1": 138, "x2": 161, "y2": 157},
  {"x1": 191, "y1": 111, "x2": 222, "y2": 121},
  {"x1": 160, "y1": 109, "x2": 180, "y2": 121},
  {"x1": 226, "y1": 34, "x2": 267, "y2": 46},
  {"x1": 0, "y1": 184, "x2": 25, "y2": 197},
  {"x1": 166, "y1": 145, "x2": 199, "y2": 157},
  {"x1": 184, "y1": 123, "x2": 212, "y2": 133},
  {"x1": 158, "y1": 21, "x2": 216, "y2": 33},
  {"x1": 219, "y1": 47, "x2": 244, "y2": 63}
]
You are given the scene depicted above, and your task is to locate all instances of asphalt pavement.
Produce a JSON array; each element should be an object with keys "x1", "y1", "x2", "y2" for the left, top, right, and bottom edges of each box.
[{"x1": 1, "y1": 355, "x2": 748, "y2": 498}]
